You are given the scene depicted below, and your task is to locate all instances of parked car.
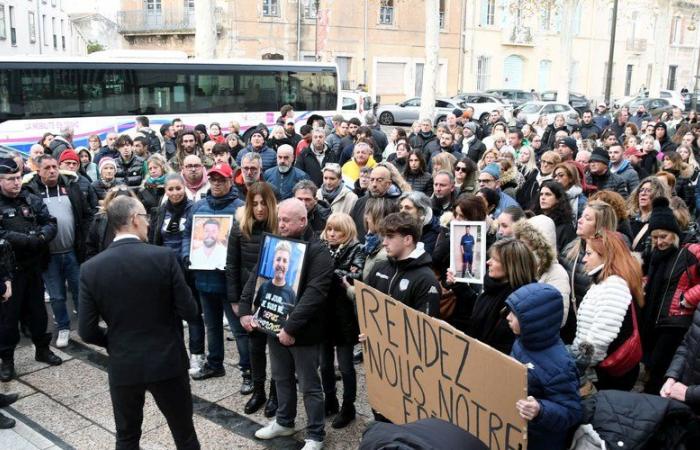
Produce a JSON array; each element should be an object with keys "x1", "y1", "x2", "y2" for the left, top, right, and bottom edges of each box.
[
  {"x1": 452, "y1": 92, "x2": 514, "y2": 125},
  {"x1": 539, "y1": 91, "x2": 592, "y2": 114},
  {"x1": 517, "y1": 102, "x2": 580, "y2": 126},
  {"x1": 485, "y1": 89, "x2": 539, "y2": 108},
  {"x1": 627, "y1": 97, "x2": 674, "y2": 119},
  {"x1": 376, "y1": 97, "x2": 466, "y2": 126},
  {"x1": 339, "y1": 90, "x2": 374, "y2": 121},
  {"x1": 659, "y1": 89, "x2": 685, "y2": 110}
]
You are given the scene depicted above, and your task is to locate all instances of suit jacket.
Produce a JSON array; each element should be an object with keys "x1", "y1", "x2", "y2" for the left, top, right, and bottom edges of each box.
[{"x1": 78, "y1": 237, "x2": 198, "y2": 386}]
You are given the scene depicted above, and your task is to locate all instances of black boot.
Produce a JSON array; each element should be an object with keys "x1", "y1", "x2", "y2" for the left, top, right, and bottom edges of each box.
[
  {"x1": 332, "y1": 401, "x2": 356, "y2": 429},
  {"x1": 35, "y1": 347, "x2": 62, "y2": 366},
  {"x1": 264, "y1": 382, "x2": 277, "y2": 418},
  {"x1": 0, "y1": 393, "x2": 18, "y2": 407},
  {"x1": 0, "y1": 412, "x2": 15, "y2": 429},
  {"x1": 240, "y1": 370, "x2": 254, "y2": 395},
  {"x1": 244, "y1": 385, "x2": 266, "y2": 414},
  {"x1": 325, "y1": 395, "x2": 339, "y2": 417},
  {"x1": 0, "y1": 360, "x2": 15, "y2": 382}
]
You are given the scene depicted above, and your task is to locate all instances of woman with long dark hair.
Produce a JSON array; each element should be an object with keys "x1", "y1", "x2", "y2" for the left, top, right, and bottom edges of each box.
[
  {"x1": 225, "y1": 182, "x2": 279, "y2": 417},
  {"x1": 533, "y1": 181, "x2": 576, "y2": 252},
  {"x1": 403, "y1": 149, "x2": 433, "y2": 196}
]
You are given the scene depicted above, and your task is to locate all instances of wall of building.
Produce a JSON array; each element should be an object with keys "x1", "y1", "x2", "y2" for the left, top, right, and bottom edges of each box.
[{"x1": 0, "y1": 0, "x2": 87, "y2": 56}]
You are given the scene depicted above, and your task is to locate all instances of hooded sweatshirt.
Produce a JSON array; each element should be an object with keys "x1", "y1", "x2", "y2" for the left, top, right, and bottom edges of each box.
[{"x1": 506, "y1": 283, "x2": 582, "y2": 450}]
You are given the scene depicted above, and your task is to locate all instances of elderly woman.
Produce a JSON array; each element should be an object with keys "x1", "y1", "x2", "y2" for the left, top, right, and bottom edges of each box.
[
  {"x1": 399, "y1": 191, "x2": 441, "y2": 254},
  {"x1": 318, "y1": 163, "x2": 358, "y2": 215},
  {"x1": 627, "y1": 176, "x2": 670, "y2": 254},
  {"x1": 341, "y1": 141, "x2": 376, "y2": 186}
]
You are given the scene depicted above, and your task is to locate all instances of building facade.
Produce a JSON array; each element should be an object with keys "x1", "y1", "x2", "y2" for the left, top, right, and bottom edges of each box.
[
  {"x1": 115, "y1": 0, "x2": 700, "y2": 104},
  {"x1": 0, "y1": 0, "x2": 87, "y2": 56}
]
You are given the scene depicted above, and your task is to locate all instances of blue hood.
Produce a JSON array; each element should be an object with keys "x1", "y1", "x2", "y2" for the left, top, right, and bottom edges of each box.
[
  {"x1": 505, "y1": 283, "x2": 562, "y2": 351},
  {"x1": 611, "y1": 158, "x2": 632, "y2": 173},
  {"x1": 204, "y1": 187, "x2": 243, "y2": 211}
]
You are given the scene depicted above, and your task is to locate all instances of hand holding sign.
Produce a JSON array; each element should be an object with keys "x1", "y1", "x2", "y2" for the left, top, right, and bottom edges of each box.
[{"x1": 516, "y1": 396, "x2": 540, "y2": 421}]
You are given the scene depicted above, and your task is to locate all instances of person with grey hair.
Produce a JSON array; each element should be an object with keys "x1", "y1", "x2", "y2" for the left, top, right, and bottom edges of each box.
[
  {"x1": 318, "y1": 163, "x2": 358, "y2": 214},
  {"x1": 294, "y1": 179, "x2": 331, "y2": 234},
  {"x1": 79, "y1": 195, "x2": 200, "y2": 450},
  {"x1": 264, "y1": 144, "x2": 310, "y2": 200},
  {"x1": 233, "y1": 152, "x2": 263, "y2": 198},
  {"x1": 49, "y1": 126, "x2": 75, "y2": 159},
  {"x1": 297, "y1": 127, "x2": 338, "y2": 187},
  {"x1": 399, "y1": 191, "x2": 441, "y2": 253}
]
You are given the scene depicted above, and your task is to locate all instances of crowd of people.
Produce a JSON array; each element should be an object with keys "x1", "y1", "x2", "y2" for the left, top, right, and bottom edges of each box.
[{"x1": 1, "y1": 101, "x2": 700, "y2": 449}]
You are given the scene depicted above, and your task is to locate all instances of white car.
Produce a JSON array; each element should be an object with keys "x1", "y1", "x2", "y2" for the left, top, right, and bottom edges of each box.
[
  {"x1": 517, "y1": 101, "x2": 580, "y2": 126},
  {"x1": 659, "y1": 90, "x2": 685, "y2": 110},
  {"x1": 339, "y1": 90, "x2": 374, "y2": 121},
  {"x1": 452, "y1": 93, "x2": 514, "y2": 125}
]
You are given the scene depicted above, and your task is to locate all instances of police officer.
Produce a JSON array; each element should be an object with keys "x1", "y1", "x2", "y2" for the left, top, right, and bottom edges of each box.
[{"x1": 0, "y1": 158, "x2": 62, "y2": 382}]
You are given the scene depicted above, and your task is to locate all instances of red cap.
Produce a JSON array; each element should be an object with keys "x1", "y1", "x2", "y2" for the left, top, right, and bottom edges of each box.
[
  {"x1": 624, "y1": 147, "x2": 643, "y2": 158},
  {"x1": 208, "y1": 163, "x2": 233, "y2": 178},
  {"x1": 59, "y1": 149, "x2": 80, "y2": 164}
]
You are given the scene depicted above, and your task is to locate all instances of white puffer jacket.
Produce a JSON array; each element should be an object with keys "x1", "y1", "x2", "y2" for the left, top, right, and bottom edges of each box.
[{"x1": 572, "y1": 272, "x2": 632, "y2": 366}]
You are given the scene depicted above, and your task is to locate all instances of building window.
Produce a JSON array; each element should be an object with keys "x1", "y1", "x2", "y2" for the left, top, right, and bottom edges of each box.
[
  {"x1": 0, "y1": 5, "x2": 6, "y2": 40},
  {"x1": 480, "y1": 0, "x2": 495, "y2": 26},
  {"x1": 336, "y1": 56, "x2": 352, "y2": 90},
  {"x1": 8, "y1": 5, "x2": 15, "y2": 45},
  {"x1": 28, "y1": 12, "x2": 36, "y2": 43},
  {"x1": 569, "y1": 60, "x2": 579, "y2": 90},
  {"x1": 624, "y1": 64, "x2": 633, "y2": 96},
  {"x1": 303, "y1": 0, "x2": 317, "y2": 19},
  {"x1": 668, "y1": 65, "x2": 677, "y2": 90},
  {"x1": 476, "y1": 56, "x2": 490, "y2": 91},
  {"x1": 670, "y1": 16, "x2": 682, "y2": 44},
  {"x1": 145, "y1": 0, "x2": 162, "y2": 12},
  {"x1": 42, "y1": 14, "x2": 47, "y2": 45},
  {"x1": 184, "y1": 0, "x2": 194, "y2": 12},
  {"x1": 379, "y1": 0, "x2": 394, "y2": 25},
  {"x1": 52, "y1": 17, "x2": 57, "y2": 49},
  {"x1": 60, "y1": 18, "x2": 65, "y2": 50},
  {"x1": 52, "y1": 0, "x2": 56, "y2": 6},
  {"x1": 540, "y1": 4, "x2": 552, "y2": 31},
  {"x1": 439, "y1": 0, "x2": 446, "y2": 29},
  {"x1": 262, "y1": 0, "x2": 280, "y2": 17}
]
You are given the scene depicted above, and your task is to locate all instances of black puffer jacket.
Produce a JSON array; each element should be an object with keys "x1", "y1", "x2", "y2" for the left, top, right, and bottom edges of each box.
[
  {"x1": 225, "y1": 220, "x2": 266, "y2": 304},
  {"x1": 559, "y1": 239, "x2": 591, "y2": 307},
  {"x1": 404, "y1": 170, "x2": 433, "y2": 196},
  {"x1": 666, "y1": 306, "x2": 700, "y2": 407},
  {"x1": 585, "y1": 170, "x2": 629, "y2": 198},
  {"x1": 92, "y1": 179, "x2": 118, "y2": 201},
  {"x1": 85, "y1": 213, "x2": 115, "y2": 260},
  {"x1": 580, "y1": 390, "x2": 699, "y2": 449},
  {"x1": 114, "y1": 156, "x2": 144, "y2": 187},
  {"x1": 324, "y1": 240, "x2": 365, "y2": 345},
  {"x1": 542, "y1": 124, "x2": 568, "y2": 150}
]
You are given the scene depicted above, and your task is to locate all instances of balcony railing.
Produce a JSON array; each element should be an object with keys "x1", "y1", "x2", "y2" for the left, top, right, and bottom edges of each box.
[
  {"x1": 117, "y1": 10, "x2": 196, "y2": 34},
  {"x1": 626, "y1": 38, "x2": 647, "y2": 53}
]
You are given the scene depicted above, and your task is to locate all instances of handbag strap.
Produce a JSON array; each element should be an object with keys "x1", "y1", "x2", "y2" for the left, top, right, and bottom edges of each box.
[{"x1": 632, "y1": 223, "x2": 649, "y2": 250}]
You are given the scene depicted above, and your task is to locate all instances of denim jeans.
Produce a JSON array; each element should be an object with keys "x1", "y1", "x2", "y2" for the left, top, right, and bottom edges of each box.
[
  {"x1": 269, "y1": 339, "x2": 325, "y2": 442},
  {"x1": 224, "y1": 303, "x2": 250, "y2": 372},
  {"x1": 42, "y1": 250, "x2": 80, "y2": 331},
  {"x1": 199, "y1": 293, "x2": 250, "y2": 371},
  {"x1": 320, "y1": 343, "x2": 356, "y2": 403}
]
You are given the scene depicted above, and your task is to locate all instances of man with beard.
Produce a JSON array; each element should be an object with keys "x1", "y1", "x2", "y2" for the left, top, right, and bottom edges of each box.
[
  {"x1": 234, "y1": 153, "x2": 280, "y2": 199},
  {"x1": 94, "y1": 133, "x2": 119, "y2": 166},
  {"x1": 461, "y1": 122, "x2": 486, "y2": 163},
  {"x1": 297, "y1": 128, "x2": 338, "y2": 187},
  {"x1": 284, "y1": 120, "x2": 302, "y2": 149},
  {"x1": 180, "y1": 155, "x2": 210, "y2": 201},
  {"x1": 190, "y1": 219, "x2": 228, "y2": 270},
  {"x1": 264, "y1": 145, "x2": 309, "y2": 200},
  {"x1": 349, "y1": 165, "x2": 401, "y2": 241},
  {"x1": 237, "y1": 129, "x2": 277, "y2": 172},
  {"x1": 254, "y1": 241, "x2": 297, "y2": 331},
  {"x1": 338, "y1": 118, "x2": 361, "y2": 155},
  {"x1": 431, "y1": 171, "x2": 457, "y2": 219},
  {"x1": 170, "y1": 131, "x2": 201, "y2": 172},
  {"x1": 580, "y1": 110, "x2": 602, "y2": 140},
  {"x1": 160, "y1": 124, "x2": 177, "y2": 160}
]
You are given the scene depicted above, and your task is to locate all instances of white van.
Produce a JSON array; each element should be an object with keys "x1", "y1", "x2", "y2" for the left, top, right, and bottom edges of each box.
[{"x1": 339, "y1": 90, "x2": 373, "y2": 121}]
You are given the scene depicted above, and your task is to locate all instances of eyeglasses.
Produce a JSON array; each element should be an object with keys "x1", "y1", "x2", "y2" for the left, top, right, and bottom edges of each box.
[
  {"x1": 184, "y1": 164, "x2": 202, "y2": 170},
  {"x1": 639, "y1": 188, "x2": 653, "y2": 194},
  {"x1": 242, "y1": 166, "x2": 259, "y2": 172},
  {"x1": 455, "y1": 166, "x2": 467, "y2": 172},
  {"x1": 478, "y1": 178, "x2": 495, "y2": 184},
  {"x1": 541, "y1": 160, "x2": 555, "y2": 165}
]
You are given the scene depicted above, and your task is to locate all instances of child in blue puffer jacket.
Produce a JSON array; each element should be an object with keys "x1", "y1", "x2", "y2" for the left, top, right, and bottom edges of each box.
[{"x1": 505, "y1": 283, "x2": 582, "y2": 450}]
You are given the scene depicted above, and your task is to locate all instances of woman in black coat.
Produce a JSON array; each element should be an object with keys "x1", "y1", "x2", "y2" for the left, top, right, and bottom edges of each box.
[
  {"x1": 533, "y1": 181, "x2": 576, "y2": 253},
  {"x1": 319, "y1": 212, "x2": 365, "y2": 429},
  {"x1": 225, "y1": 182, "x2": 279, "y2": 417},
  {"x1": 85, "y1": 186, "x2": 135, "y2": 259},
  {"x1": 403, "y1": 149, "x2": 433, "y2": 196},
  {"x1": 541, "y1": 114, "x2": 568, "y2": 151}
]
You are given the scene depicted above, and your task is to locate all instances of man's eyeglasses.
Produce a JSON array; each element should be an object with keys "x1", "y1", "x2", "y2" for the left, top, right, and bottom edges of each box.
[
  {"x1": 541, "y1": 160, "x2": 555, "y2": 165},
  {"x1": 242, "y1": 166, "x2": 259, "y2": 173},
  {"x1": 184, "y1": 164, "x2": 202, "y2": 170},
  {"x1": 478, "y1": 178, "x2": 495, "y2": 184}
]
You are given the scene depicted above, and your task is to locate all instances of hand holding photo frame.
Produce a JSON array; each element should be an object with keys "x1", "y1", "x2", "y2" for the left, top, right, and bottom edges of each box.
[
  {"x1": 252, "y1": 233, "x2": 308, "y2": 336},
  {"x1": 449, "y1": 221, "x2": 487, "y2": 284},
  {"x1": 189, "y1": 214, "x2": 233, "y2": 270}
]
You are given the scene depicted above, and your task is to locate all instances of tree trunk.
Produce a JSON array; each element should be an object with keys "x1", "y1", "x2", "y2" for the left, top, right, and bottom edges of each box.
[
  {"x1": 557, "y1": 0, "x2": 578, "y2": 105},
  {"x1": 195, "y1": 0, "x2": 216, "y2": 59},
  {"x1": 419, "y1": 0, "x2": 440, "y2": 122}
]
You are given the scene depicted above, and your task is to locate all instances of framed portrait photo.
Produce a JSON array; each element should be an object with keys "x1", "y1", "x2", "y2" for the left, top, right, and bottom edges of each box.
[
  {"x1": 188, "y1": 214, "x2": 233, "y2": 270},
  {"x1": 252, "y1": 233, "x2": 309, "y2": 336},
  {"x1": 449, "y1": 221, "x2": 487, "y2": 284}
]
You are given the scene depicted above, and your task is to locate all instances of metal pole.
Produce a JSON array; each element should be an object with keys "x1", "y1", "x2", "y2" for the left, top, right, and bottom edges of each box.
[
  {"x1": 314, "y1": 0, "x2": 319, "y2": 61},
  {"x1": 692, "y1": 49, "x2": 700, "y2": 111},
  {"x1": 296, "y1": 0, "x2": 301, "y2": 60},
  {"x1": 363, "y1": 0, "x2": 368, "y2": 85},
  {"x1": 604, "y1": 0, "x2": 619, "y2": 104}
]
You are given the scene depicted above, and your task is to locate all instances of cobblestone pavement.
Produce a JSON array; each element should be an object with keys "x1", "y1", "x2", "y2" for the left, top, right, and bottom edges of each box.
[{"x1": 0, "y1": 310, "x2": 372, "y2": 450}]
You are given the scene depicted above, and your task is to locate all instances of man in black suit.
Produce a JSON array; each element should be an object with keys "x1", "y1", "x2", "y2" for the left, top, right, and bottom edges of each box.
[{"x1": 79, "y1": 196, "x2": 200, "y2": 450}]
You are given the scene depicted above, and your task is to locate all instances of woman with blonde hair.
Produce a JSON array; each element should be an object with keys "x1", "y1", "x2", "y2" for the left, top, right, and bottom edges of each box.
[
  {"x1": 319, "y1": 212, "x2": 364, "y2": 428},
  {"x1": 266, "y1": 125, "x2": 292, "y2": 151},
  {"x1": 533, "y1": 115, "x2": 549, "y2": 137},
  {"x1": 572, "y1": 230, "x2": 644, "y2": 390},
  {"x1": 517, "y1": 145, "x2": 538, "y2": 179},
  {"x1": 226, "y1": 182, "x2": 278, "y2": 416},
  {"x1": 139, "y1": 154, "x2": 172, "y2": 215},
  {"x1": 477, "y1": 148, "x2": 499, "y2": 171},
  {"x1": 589, "y1": 190, "x2": 633, "y2": 243},
  {"x1": 430, "y1": 152, "x2": 457, "y2": 177}
]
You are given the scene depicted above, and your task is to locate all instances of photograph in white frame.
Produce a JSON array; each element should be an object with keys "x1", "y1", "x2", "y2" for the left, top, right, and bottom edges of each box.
[
  {"x1": 449, "y1": 220, "x2": 487, "y2": 284},
  {"x1": 188, "y1": 214, "x2": 233, "y2": 270}
]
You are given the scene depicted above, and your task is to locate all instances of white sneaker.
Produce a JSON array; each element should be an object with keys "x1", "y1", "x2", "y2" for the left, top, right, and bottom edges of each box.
[
  {"x1": 301, "y1": 439, "x2": 324, "y2": 450},
  {"x1": 254, "y1": 420, "x2": 296, "y2": 440},
  {"x1": 188, "y1": 354, "x2": 205, "y2": 375},
  {"x1": 56, "y1": 330, "x2": 70, "y2": 348}
]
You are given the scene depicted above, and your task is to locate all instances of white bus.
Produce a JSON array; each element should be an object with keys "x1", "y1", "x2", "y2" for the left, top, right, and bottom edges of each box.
[{"x1": 0, "y1": 57, "x2": 339, "y2": 154}]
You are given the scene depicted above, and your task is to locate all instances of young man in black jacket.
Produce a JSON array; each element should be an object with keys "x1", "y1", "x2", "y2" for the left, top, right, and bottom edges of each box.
[
  {"x1": 366, "y1": 212, "x2": 440, "y2": 317},
  {"x1": 239, "y1": 198, "x2": 333, "y2": 450}
]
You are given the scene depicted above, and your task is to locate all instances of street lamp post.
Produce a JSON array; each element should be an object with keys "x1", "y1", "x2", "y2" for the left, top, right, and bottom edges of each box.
[
  {"x1": 690, "y1": 16, "x2": 700, "y2": 111},
  {"x1": 604, "y1": 0, "x2": 619, "y2": 104}
]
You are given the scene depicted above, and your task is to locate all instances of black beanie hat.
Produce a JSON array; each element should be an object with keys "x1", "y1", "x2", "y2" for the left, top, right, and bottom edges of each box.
[
  {"x1": 590, "y1": 147, "x2": 610, "y2": 164},
  {"x1": 0, "y1": 158, "x2": 19, "y2": 175},
  {"x1": 649, "y1": 197, "x2": 681, "y2": 236}
]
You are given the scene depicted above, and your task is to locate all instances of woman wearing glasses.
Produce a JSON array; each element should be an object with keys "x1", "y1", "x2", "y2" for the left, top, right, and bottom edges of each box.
[
  {"x1": 516, "y1": 150, "x2": 561, "y2": 210},
  {"x1": 627, "y1": 177, "x2": 671, "y2": 255},
  {"x1": 454, "y1": 157, "x2": 478, "y2": 195}
]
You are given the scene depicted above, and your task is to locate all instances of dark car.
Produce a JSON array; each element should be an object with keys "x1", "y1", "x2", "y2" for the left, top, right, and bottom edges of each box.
[
  {"x1": 540, "y1": 91, "x2": 592, "y2": 115},
  {"x1": 485, "y1": 89, "x2": 539, "y2": 108},
  {"x1": 627, "y1": 97, "x2": 674, "y2": 119}
]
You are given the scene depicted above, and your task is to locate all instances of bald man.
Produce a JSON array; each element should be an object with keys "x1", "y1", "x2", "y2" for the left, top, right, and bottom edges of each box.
[
  {"x1": 263, "y1": 144, "x2": 309, "y2": 200},
  {"x1": 28, "y1": 144, "x2": 45, "y2": 172},
  {"x1": 349, "y1": 164, "x2": 401, "y2": 242},
  {"x1": 239, "y1": 198, "x2": 333, "y2": 448}
]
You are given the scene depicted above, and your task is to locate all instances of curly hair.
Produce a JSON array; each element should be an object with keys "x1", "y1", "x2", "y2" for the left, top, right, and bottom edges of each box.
[
  {"x1": 590, "y1": 190, "x2": 629, "y2": 221},
  {"x1": 512, "y1": 220, "x2": 554, "y2": 278},
  {"x1": 533, "y1": 181, "x2": 573, "y2": 227}
]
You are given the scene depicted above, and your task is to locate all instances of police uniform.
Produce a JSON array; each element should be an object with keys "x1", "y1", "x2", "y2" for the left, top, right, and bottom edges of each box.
[{"x1": 0, "y1": 158, "x2": 61, "y2": 381}]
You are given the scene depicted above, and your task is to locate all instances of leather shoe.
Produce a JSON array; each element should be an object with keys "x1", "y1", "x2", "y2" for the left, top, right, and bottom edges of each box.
[
  {"x1": 331, "y1": 402, "x2": 356, "y2": 429},
  {"x1": 244, "y1": 388, "x2": 266, "y2": 414},
  {"x1": 264, "y1": 385, "x2": 278, "y2": 418},
  {"x1": 0, "y1": 393, "x2": 18, "y2": 407},
  {"x1": 0, "y1": 360, "x2": 15, "y2": 382},
  {"x1": 35, "y1": 348, "x2": 62, "y2": 366},
  {"x1": 324, "y1": 395, "x2": 339, "y2": 417},
  {"x1": 191, "y1": 363, "x2": 225, "y2": 380},
  {"x1": 240, "y1": 370, "x2": 254, "y2": 395},
  {"x1": 0, "y1": 412, "x2": 15, "y2": 429}
]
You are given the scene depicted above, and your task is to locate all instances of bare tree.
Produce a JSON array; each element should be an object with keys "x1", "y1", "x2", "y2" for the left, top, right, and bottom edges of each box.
[
  {"x1": 419, "y1": 0, "x2": 440, "y2": 122},
  {"x1": 195, "y1": 0, "x2": 216, "y2": 58}
]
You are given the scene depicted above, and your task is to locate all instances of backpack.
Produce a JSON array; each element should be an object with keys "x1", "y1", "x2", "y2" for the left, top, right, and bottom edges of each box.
[{"x1": 142, "y1": 128, "x2": 162, "y2": 155}]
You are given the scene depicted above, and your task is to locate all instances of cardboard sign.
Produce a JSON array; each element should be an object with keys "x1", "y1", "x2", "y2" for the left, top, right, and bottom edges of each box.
[{"x1": 356, "y1": 281, "x2": 528, "y2": 450}]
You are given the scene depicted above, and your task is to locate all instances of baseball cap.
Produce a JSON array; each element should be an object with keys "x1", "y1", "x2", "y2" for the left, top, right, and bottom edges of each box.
[
  {"x1": 208, "y1": 163, "x2": 233, "y2": 178},
  {"x1": 624, "y1": 147, "x2": 643, "y2": 158}
]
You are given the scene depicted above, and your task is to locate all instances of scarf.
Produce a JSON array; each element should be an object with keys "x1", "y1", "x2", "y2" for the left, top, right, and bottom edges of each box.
[
  {"x1": 145, "y1": 174, "x2": 166, "y2": 186},
  {"x1": 165, "y1": 199, "x2": 188, "y2": 234},
  {"x1": 183, "y1": 171, "x2": 208, "y2": 194},
  {"x1": 322, "y1": 184, "x2": 343, "y2": 204},
  {"x1": 362, "y1": 232, "x2": 381, "y2": 256}
]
